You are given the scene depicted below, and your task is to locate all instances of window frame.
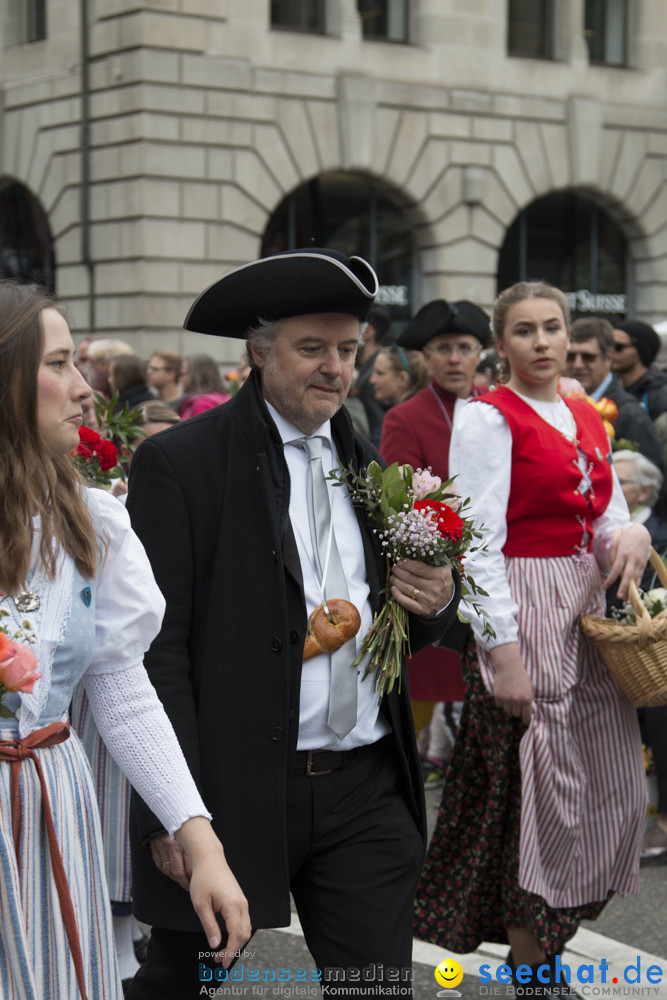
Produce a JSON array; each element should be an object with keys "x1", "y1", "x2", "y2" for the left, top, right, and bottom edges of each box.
[
  {"x1": 357, "y1": 0, "x2": 410, "y2": 44},
  {"x1": 584, "y1": 0, "x2": 628, "y2": 67},
  {"x1": 507, "y1": 0, "x2": 555, "y2": 60},
  {"x1": 270, "y1": 0, "x2": 327, "y2": 35}
]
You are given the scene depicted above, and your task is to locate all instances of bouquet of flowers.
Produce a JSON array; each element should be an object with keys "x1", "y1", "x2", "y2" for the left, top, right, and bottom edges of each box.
[
  {"x1": 557, "y1": 380, "x2": 638, "y2": 452},
  {"x1": 330, "y1": 462, "x2": 492, "y2": 697},
  {"x1": 0, "y1": 609, "x2": 40, "y2": 719},
  {"x1": 73, "y1": 427, "x2": 120, "y2": 486},
  {"x1": 71, "y1": 392, "x2": 146, "y2": 487}
]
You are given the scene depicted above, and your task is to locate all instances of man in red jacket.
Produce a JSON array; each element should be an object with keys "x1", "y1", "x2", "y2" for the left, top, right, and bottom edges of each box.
[{"x1": 379, "y1": 298, "x2": 490, "y2": 784}]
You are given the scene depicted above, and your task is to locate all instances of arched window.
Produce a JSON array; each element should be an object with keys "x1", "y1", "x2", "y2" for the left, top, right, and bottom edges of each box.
[
  {"x1": 497, "y1": 192, "x2": 628, "y2": 321},
  {"x1": 0, "y1": 179, "x2": 55, "y2": 290},
  {"x1": 262, "y1": 173, "x2": 415, "y2": 321}
]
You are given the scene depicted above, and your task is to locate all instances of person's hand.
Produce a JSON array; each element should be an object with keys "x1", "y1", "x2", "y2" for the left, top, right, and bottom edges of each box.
[
  {"x1": 173, "y1": 817, "x2": 251, "y2": 967},
  {"x1": 150, "y1": 832, "x2": 192, "y2": 891},
  {"x1": 111, "y1": 480, "x2": 129, "y2": 498},
  {"x1": 604, "y1": 523, "x2": 651, "y2": 601},
  {"x1": 389, "y1": 559, "x2": 454, "y2": 617},
  {"x1": 490, "y1": 642, "x2": 533, "y2": 725}
]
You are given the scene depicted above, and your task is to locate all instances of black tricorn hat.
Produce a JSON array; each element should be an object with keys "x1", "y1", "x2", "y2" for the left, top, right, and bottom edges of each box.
[
  {"x1": 397, "y1": 299, "x2": 491, "y2": 350},
  {"x1": 184, "y1": 247, "x2": 379, "y2": 339}
]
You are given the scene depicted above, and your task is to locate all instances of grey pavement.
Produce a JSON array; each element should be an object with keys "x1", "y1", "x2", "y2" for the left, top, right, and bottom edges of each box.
[{"x1": 194, "y1": 783, "x2": 667, "y2": 1000}]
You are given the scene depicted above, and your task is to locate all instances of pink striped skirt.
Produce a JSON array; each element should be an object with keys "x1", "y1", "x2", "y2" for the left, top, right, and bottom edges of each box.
[
  {"x1": 477, "y1": 553, "x2": 646, "y2": 909},
  {"x1": 0, "y1": 724, "x2": 123, "y2": 999}
]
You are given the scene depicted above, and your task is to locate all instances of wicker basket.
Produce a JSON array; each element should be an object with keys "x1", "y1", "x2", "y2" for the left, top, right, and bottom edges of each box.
[{"x1": 580, "y1": 548, "x2": 667, "y2": 707}]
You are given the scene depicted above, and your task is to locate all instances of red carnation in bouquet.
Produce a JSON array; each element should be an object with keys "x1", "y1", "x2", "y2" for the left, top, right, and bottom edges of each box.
[
  {"x1": 71, "y1": 426, "x2": 120, "y2": 486},
  {"x1": 414, "y1": 500, "x2": 465, "y2": 541}
]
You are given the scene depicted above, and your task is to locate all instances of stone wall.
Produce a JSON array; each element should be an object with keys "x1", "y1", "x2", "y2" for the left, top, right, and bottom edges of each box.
[{"x1": 1, "y1": 0, "x2": 667, "y2": 359}]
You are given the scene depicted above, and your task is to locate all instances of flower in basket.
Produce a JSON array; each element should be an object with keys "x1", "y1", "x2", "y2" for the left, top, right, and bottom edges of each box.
[
  {"x1": 329, "y1": 461, "x2": 493, "y2": 697},
  {"x1": 612, "y1": 587, "x2": 667, "y2": 626},
  {"x1": 0, "y1": 612, "x2": 40, "y2": 719}
]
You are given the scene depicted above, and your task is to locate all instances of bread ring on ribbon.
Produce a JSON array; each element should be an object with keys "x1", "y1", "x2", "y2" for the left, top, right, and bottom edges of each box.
[{"x1": 303, "y1": 599, "x2": 361, "y2": 661}]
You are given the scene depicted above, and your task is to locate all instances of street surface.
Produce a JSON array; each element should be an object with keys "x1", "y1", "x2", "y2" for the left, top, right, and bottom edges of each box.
[{"x1": 195, "y1": 785, "x2": 667, "y2": 1000}]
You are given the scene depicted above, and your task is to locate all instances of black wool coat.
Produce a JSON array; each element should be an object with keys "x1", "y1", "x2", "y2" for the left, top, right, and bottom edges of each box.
[{"x1": 126, "y1": 371, "x2": 461, "y2": 931}]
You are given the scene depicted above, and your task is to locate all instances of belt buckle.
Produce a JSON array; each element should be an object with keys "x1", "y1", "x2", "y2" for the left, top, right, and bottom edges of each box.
[{"x1": 306, "y1": 750, "x2": 332, "y2": 777}]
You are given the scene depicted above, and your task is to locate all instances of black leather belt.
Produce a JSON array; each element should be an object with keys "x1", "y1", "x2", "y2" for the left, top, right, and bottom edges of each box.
[{"x1": 293, "y1": 745, "x2": 369, "y2": 777}]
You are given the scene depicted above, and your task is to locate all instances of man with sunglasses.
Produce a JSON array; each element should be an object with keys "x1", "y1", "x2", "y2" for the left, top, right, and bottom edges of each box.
[
  {"x1": 611, "y1": 319, "x2": 667, "y2": 423},
  {"x1": 566, "y1": 317, "x2": 663, "y2": 470}
]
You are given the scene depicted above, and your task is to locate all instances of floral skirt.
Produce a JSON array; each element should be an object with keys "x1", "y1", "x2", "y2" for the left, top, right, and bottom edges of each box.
[{"x1": 413, "y1": 642, "x2": 610, "y2": 955}]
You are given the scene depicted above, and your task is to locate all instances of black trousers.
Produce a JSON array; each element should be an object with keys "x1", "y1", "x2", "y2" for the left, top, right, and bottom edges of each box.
[
  {"x1": 642, "y1": 705, "x2": 667, "y2": 812},
  {"x1": 127, "y1": 737, "x2": 424, "y2": 999}
]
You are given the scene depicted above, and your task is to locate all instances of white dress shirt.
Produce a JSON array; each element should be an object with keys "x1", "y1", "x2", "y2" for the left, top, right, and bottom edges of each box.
[{"x1": 266, "y1": 402, "x2": 391, "y2": 750}]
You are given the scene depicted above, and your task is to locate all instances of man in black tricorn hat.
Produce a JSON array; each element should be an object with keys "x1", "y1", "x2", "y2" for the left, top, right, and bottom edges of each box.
[
  {"x1": 377, "y1": 298, "x2": 490, "y2": 782},
  {"x1": 126, "y1": 248, "x2": 461, "y2": 998}
]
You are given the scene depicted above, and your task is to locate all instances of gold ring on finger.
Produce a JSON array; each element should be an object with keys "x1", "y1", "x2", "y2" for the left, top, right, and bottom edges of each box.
[{"x1": 411, "y1": 587, "x2": 420, "y2": 601}]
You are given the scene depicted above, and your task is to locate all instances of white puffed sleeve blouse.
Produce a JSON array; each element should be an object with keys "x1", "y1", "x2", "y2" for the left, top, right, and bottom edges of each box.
[{"x1": 448, "y1": 390, "x2": 630, "y2": 651}]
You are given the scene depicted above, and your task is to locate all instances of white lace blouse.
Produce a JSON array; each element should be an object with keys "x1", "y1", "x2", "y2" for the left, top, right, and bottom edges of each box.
[{"x1": 13, "y1": 488, "x2": 210, "y2": 837}]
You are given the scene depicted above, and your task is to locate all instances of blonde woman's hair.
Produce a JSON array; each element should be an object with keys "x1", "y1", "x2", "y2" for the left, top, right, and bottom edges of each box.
[
  {"x1": 492, "y1": 281, "x2": 571, "y2": 384},
  {"x1": 88, "y1": 338, "x2": 134, "y2": 365},
  {"x1": 0, "y1": 282, "x2": 99, "y2": 593},
  {"x1": 133, "y1": 400, "x2": 181, "y2": 427}
]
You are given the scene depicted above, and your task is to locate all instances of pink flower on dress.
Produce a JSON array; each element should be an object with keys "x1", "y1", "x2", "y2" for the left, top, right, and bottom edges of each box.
[{"x1": 0, "y1": 633, "x2": 41, "y2": 694}]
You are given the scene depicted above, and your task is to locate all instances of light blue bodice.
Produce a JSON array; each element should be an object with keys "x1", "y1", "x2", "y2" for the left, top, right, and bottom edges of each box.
[{"x1": 3, "y1": 567, "x2": 96, "y2": 730}]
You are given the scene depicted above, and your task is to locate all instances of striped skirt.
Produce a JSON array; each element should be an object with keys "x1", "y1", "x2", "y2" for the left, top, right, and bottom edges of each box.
[
  {"x1": 480, "y1": 554, "x2": 646, "y2": 908},
  {"x1": 414, "y1": 553, "x2": 646, "y2": 953},
  {"x1": 0, "y1": 724, "x2": 123, "y2": 999}
]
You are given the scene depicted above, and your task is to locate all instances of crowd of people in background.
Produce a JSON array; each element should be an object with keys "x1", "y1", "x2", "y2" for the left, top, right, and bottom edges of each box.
[
  {"x1": 70, "y1": 281, "x2": 667, "y2": 989},
  {"x1": 2, "y1": 252, "x2": 667, "y2": 1000},
  {"x1": 74, "y1": 338, "x2": 250, "y2": 425}
]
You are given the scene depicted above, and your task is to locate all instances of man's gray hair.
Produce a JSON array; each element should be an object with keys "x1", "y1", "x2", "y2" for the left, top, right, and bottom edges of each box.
[
  {"x1": 247, "y1": 318, "x2": 282, "y2": 369},
  {"x1": 246, "y1": 316, "x2": 366, "y2": 369},
  {"x1": 613, "y1": 449, "x2": 664, "y2": 508}
]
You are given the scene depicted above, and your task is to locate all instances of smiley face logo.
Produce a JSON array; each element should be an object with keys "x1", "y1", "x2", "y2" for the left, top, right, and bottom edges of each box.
[{"x1": 435, "y1": 958, "x2": 464, "y2": 990}]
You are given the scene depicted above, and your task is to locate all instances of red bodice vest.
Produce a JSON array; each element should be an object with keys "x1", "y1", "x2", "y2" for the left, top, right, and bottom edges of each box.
[{"x1": 475, "y1": 386, "x2": 613, "y2": 557}]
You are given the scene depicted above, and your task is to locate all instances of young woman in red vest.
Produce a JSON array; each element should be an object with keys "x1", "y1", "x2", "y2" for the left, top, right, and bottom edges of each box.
[{"x1": 414, "y1": 281, "x2": 650, "y2": 996}]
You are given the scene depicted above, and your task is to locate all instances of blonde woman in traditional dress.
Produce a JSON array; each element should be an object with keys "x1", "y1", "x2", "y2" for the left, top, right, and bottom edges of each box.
[
  {"x1": 0, "y1": 281, "x2": 250, "y2": 1000},
  {"x1": 414, "y1": 281, "x2": 650, "y2": 997}
]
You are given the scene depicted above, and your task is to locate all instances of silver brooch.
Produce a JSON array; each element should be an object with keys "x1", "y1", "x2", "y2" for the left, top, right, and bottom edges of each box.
[{"x1": 14, "y1": 592, "x2": 40, "y2": 613}]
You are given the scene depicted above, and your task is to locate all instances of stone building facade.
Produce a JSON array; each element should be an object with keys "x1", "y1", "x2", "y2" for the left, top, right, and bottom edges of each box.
[{"x1": 1, "y1": 0, "x2": 667, "y2": 360}]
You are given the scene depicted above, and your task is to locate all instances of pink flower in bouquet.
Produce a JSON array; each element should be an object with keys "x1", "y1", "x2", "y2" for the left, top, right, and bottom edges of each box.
[
  {"x1": 411, "y1": 469, "x2": 442, "y2": 500},
  {"x1": 0, "y1": 633, "x2": 41, "y2": 694}
]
